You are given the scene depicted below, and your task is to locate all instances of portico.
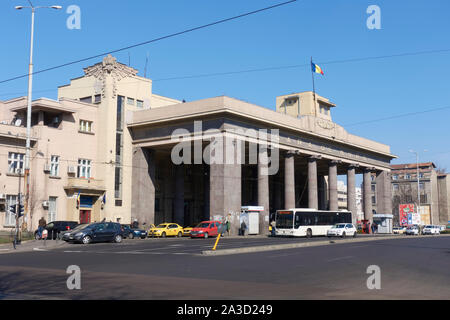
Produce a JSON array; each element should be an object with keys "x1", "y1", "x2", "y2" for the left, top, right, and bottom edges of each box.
[{"x1": 129, "y1": 94, "x2": 395, "y2": 235}]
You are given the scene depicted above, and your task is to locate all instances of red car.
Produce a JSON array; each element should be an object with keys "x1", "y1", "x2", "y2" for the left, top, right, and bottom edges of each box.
[{"x1": 190, "y1": 221, "x2": 222, "y2": 239}]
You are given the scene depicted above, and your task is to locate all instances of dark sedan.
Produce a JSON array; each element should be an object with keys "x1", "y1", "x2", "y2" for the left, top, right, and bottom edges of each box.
[
  {"x1": 35, "y1": 221, "x2": 78, "y2": 240},
  {"x1": 62, "y1": 222, "x2": 124, "y2": 244},
  {"x1": 121, "y1": 224, "x2": 148, "y2": 239}
]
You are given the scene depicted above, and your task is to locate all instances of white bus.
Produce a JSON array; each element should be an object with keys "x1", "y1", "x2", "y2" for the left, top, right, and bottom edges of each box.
[{"x1": 275, "y1": 208, "x2": 352, "y2": 237}]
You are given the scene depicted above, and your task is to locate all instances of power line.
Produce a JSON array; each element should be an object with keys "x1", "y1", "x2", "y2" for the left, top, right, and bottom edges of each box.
[
  {"x1": 343, "y1": 105, "x2": 450, "y2": 127},
  {"x1": 0, "y1": 0, "x2": 297, "y2": 85},
  {"x1": 1, "y1": 46, "x2": 450, "y2": 98}
]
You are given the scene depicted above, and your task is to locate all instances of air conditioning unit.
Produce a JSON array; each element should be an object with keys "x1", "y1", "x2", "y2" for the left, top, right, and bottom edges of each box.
[
  {"x1": 15, "y1": 168, "x2": 23, "y2": 175},
  {"x1": 42, "y1": 201, "x2": 49, "y2": 208},
  {"x1": 44, "y1": 164, "x2": 51, "y2": 172},
  {"x1": 0, "y1": 194, "x2": 6, "y2": 200},
  {"x1": 67, "y1": 166, "x2": 76, "y2": 174}
]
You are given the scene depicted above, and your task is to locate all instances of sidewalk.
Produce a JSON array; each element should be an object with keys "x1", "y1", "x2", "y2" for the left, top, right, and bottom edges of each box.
[{"x1": 0, "y1": 239, "x2": 69, "y2": 254}]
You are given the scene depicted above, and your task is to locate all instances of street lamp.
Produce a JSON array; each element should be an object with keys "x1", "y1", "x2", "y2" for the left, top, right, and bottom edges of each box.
[
  {"x1": 15, "y1": 3, "x2": 62, "y2": 235},
  {"x1": 409, "y1": 149, "x2": 428, "y2": 223}
]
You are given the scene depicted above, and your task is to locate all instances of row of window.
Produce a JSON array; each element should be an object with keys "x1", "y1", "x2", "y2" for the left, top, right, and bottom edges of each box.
[
  {"x1": 393, "y1": 195, "x2": 428, "y2": 203},
  {"x1": 8, "y1": 152, "x2": 92, "y2": 179},
  {"x1": 4, "y1": 195, "x2": 57, "y2": 227},
  {"x1": 392, "y1": 173, "x2": 424, "y2": 180},
  {"x1": 392, "y1": 183, "x2": 425, "y2": 191}
]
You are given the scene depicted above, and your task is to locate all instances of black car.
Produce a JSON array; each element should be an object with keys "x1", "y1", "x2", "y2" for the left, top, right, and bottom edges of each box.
[
  {"x1": 35, "y1": 221, "x2": 78, "y2": 240},
  {"x1": 121, "y1": 224, "x2": 148, "y2": 239},
  {"x1": 62, "y1": 222, "x2": 124, "y2": 244}
]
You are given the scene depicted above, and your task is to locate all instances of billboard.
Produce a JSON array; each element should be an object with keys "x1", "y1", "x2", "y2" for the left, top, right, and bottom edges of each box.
[
  {"x1": 419, "y1": 205, "x2": 431, "y2": 225},
  {"x1": 399, "y1": 204, "x2": 414, "y2": 226}
]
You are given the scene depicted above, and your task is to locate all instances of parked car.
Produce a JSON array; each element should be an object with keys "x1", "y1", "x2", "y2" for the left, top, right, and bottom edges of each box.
[
  {"x1": 190, "y1": 221, "x2": 222, "y2": 239},
  {"x1": 182, "y1": 225, "x2": 194, "y2": 237},
  {"x1": 393, "y1": 226, "x2": 407, "y2": 234},
  {"x1": 62, "y1": 222, "x2": 124, "y2": 244},
  {"x1": 121, "y1": 224, "x2": 147, "y2": 239},
  {"x1": 148, "y1": 223, "x2": 184, "y2": 238},
  {"x1": 405, "y1": 225, "x2": 420, "y2": 235},
  {"x1": 422, "y1": 225, "x2": 441, "y2": 235},
  {"x1": 327, "y1": 223, "x2": 357, "y2": 238},
  {"x1": 35, "y1": 221, "x2": 78, "y2": 240}
]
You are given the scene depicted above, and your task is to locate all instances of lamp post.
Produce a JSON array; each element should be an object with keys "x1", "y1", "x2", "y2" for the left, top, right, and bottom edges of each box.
[
  {"x1": 409, "y1": 149, "x2": 428, "y2": 224},
  {"x1": 15, "y1": 3, "x2": 62, "y2": 232}
]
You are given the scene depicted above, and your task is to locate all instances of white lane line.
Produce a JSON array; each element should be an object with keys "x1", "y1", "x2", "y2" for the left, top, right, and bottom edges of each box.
[
  {"x1": 349, "y1": 245, "x2": 369, "y2": 249},
  {"x1": 0, "y1": 249, "x2": 10, "y2": 251},
  {"x1": 326, "y1": 256, "x2": 354, "y2": 262},
  {"x1": 63, "y1": 250, "x2": 84, "y2": 253},
  {"x1": 33, "y1": 248, "x2": 48, "y2": 251}
]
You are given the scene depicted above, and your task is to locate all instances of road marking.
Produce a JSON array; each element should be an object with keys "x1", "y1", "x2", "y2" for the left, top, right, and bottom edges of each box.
[
  {"x1": 63, "y1": 250, "x2": 84, "y2": 253},
  {"x1": 326, "y1": 256, "x2": 354, "y2": 262},
  {"x1": 33, "y1": 248, "x2": 48, "y2": 251},
  {"x1": 0, "y1": 249, "x2": 10, "y2": 251}
]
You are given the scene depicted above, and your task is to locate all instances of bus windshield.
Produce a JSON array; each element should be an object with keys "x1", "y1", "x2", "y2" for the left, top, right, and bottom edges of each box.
[{"x1": 276, "y1": 211, "x2": 293, "y2": 229}]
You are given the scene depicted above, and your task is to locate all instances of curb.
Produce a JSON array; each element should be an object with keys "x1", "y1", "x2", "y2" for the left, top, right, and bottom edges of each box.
[{"x1": 201, "y1": 234, "x2": 450, "y2": 256}]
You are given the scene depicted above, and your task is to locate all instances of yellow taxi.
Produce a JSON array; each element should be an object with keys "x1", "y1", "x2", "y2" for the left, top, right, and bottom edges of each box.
[
  {"x1": 148, "y1": 223, "x2": 184, "y2": 238},
  {"x1": 182, "y1": 226, "x2": 194, "y2": 237}
]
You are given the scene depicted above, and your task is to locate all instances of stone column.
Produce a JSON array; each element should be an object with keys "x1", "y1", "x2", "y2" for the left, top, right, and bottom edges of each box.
[
  {"x1": 258, "y1": 147, "x2": 270, "y2": 234},
  {"x1": 131, "y1": 147, "x2": 155, "y2": 226},
  {"x1": 174, "y1": 164, "x2": 184, "y2": 225},
  {"x1": 363, "y1": 169, "x2": 373, "y2": 223},
  {"x1": 318, "y1": 176, "x2": 327, "y2": 210},
  {"x1": 328, "y1": 160, "x2": 338, "y2": 211},
  {"x1": 163, "y1": 158, "x2": 174, "y2": 223},
  {"x1": 376, "y1": 170, "x2": 392, "y2": 214},
  {"x1": 203, "y1": 164, "x2": 210, "y2": 220},
  {"x1": 209, "y1": 135, "x2": 241, "y2": 235},
  {"x1": 308, "y1": 156, "x2": 319, "y2": 210},
  {"x1": 284, "y1": 151, "x2": 295, "y2": 209},
  {"x1": 347, "y1": 165, "x2": 357, "y2": 225}
]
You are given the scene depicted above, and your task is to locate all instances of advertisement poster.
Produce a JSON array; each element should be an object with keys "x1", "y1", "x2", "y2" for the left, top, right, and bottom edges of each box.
[
  {"x1": 419, "y1": 205, "x2": 431, "y2": 225},
  {"x1": 399, "y1": 204, "x2": 415, "y2": 226}
]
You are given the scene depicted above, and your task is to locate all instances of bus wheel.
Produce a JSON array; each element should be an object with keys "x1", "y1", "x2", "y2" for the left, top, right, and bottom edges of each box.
[{"x1": 306, "y1": 229, "x2": 312, "y2": 238}]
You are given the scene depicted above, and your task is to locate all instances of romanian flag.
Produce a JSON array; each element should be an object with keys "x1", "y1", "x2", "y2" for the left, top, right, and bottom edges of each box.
[
  {"x1": 311, "y1": 62, "x2": 324, "y2": 75},
  {"x1": 76, "y1": 192, "x2": 81, "y2": 208}
]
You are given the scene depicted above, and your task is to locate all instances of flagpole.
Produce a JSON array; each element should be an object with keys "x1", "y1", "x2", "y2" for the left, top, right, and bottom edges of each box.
[{"x1": 311, "y1": 56, "x2": 317, "y2": 114}]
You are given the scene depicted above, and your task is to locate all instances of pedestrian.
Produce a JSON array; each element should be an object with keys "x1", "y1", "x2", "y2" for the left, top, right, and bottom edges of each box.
[
  {"x1": 226, "y1": 219, "x2": 230, "y2": 236},
  {"x1": 38, "y1": 217, "x2": 46, "y2": 239},
  {"x1": 270, "y1": 220, "x2": 276, "y2": 237},
  {"x1": 240, "y1": 220, "x2": 247, "y2": 236},
  {"x1": 367, "y1": 222, "x2": 371, "y2": 234}
]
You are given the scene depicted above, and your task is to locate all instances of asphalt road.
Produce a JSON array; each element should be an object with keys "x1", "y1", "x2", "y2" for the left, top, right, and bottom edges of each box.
[{"x1": 0, "y1": 235, "x2": 448, "y2": 299}]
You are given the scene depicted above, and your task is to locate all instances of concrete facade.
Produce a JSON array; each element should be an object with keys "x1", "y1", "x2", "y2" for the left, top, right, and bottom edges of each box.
[{"x1": 1, "y1": 55, "x2": 396, "y2": 234}]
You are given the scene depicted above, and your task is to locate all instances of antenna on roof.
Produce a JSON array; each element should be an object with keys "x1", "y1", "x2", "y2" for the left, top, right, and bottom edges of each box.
[
  {"x1": 128, "y1": 52, "x2": 131, "y2": 66},
  {"x1": 144, "y1": 52, "x2": 149, "y2": 78}
]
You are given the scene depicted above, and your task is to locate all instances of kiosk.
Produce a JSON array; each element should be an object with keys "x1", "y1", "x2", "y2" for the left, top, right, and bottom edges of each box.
[
  {"x1": 373, "y1": 214, "x2": 394, "y2": 234},
  {"x1": 240, "y1": 206, "x2": 264, "y2": 235}
]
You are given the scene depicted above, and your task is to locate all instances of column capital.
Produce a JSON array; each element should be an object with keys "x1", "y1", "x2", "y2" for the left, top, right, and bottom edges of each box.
[
  {"x1": 329, "y1": 159, "x2": 342, "y2": 165},
  {"x1": 363, "y1": 166, "x2": 376, "y2": 173},
  {"x1": 285, "y1": 150, "x2": 296, "y2": 157},
  {"x1": 308, "y1": 155, "x2": 321, "y2": 161},
  {"x1": 347, "y1": 163, "x2": 359, "y2": 169}
]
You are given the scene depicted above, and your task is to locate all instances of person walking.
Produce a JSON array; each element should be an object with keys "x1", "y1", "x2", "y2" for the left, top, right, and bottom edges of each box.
[
  {"x1": 270, "y1": 220, "x2": 276, "y2": 237},
  {"x1": 226, "y1": 219, "x2": 231, "y2": 236},
  {"x1": 240, "y1": 220, "x2": 247, "y2": 236},
  {"x1": 38, "y1": 217, "x2": 47, "y2": 239}
]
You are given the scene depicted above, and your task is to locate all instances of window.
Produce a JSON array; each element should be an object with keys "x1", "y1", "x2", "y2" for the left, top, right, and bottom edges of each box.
[
  {"x1": 371, "y1": 175, "x2": 375, "y2": 181},
  {"x1": 420, "y1": 194, "x2": 427, "y2": 203},
  {"x1": 372, "y1": 196, "x2": 376, "y2": 204},
  {"x1": 8, "y1": 152, "x2": 24, "y2": 174},
  {"x1": 80, "y1": 96, "x2": 92, "y2": 103},
  {"x1": 94, "y1": 94, "x2": 101, "y2": 103},
  {"x1": 393, "y1": 184, "x2": 399, "y2": 191},
  {"x1": 136, "y1": 100, "x2": 144, "y2": 108},
  {"x1": 79, "y1": 120, "x2": 93, "y2": 133},
  {"x1": 127, "y1": 97, "x2": 135, "y2": 106},
  {"x1": 48, "y1": 197, "x2": 57, "y2": 222},
  {"x1": 5, "y1": 195, "x2": 17, "y2": 227},
  {"x1": 77, "y1": 159, "x2": 91, "y2": 179},
  {"x1": 392, "y1": 174, "x2": 398, "y2": 180},
  {"x1": 371, "y1": 185, "x2": 376, "y2": 192},
  {"x1": 405, "y1": 174, "x2": 411, "y2": 180},
  {"x1": 419, "y1": 173, "x2": 424, "y2": 179},
  {"x1": 419, "y1": 183, "x2": 425, "y2": 190},
  {"x1": 50, "y1": 155, "x2": 59, "y2": 176}
]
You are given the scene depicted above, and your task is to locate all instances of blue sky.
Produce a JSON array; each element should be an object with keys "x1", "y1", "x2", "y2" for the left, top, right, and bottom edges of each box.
[{"x1": 1, "y1": 0, "x2": 450, "y2": 173}]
